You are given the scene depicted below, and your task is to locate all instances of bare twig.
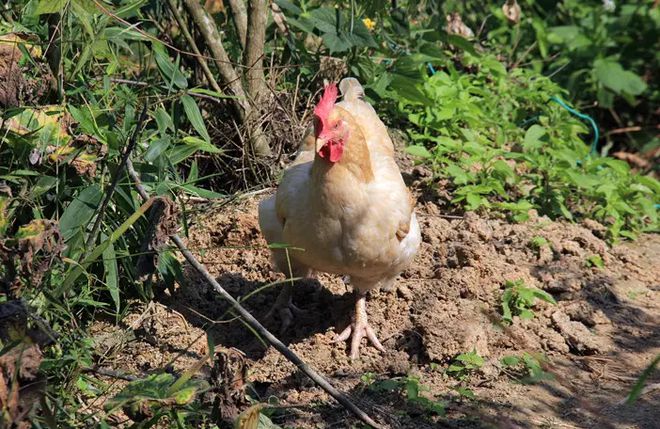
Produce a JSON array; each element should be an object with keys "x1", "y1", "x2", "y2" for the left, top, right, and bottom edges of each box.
[
  {"x1": 124, "y1": 159, "x2": 384, "y2": 429},
  {"x1": 85, "y1": 105, "x2": 148, "y2": 251},
  {"x1": 271, "y1": 2, "x2": 290, "y2": 36},
  {"x1": 166, "y1": 0, "x2": 225, "y2": 98},
  {"x1": 182, "y1": 0, "x2": 248, "y2": 118},
  {"x1": 84, "y1": 367, "x2": 139, "y2": 382},
  {"x1": 182, "y1": 0, "x2": 271, "y2": 156},
  {"x1": 227, "y1": 0, "x2": 248, "y2": 50},
  {"x1": 605, "y1": 126, "x2": 643, "y2": 136}
]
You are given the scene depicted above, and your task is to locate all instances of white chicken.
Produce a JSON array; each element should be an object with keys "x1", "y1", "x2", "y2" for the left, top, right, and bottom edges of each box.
[{"x1": 258, "y1": 78, "x2": 421, "y2": 359}]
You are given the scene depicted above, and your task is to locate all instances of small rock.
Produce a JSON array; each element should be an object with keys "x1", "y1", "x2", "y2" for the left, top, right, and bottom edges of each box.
[
  {"x1": 551, "y1": 311, "x2": 607, "y2": 354},
  {"x1": 582, "y1": 219, "x2": 607, "y2": 236},
  {"x1": 561, "y1": 240, "x2": 582, "y2": 256},
  {"x1": 396, "y1": 284, "x2": 413, "y2": 301},
  {"x1": 538, "y1": 246, "x2": 553, "y2": 264},
  {"x1": 460, "y1": 321, "x2": 490, "y2": 357}
]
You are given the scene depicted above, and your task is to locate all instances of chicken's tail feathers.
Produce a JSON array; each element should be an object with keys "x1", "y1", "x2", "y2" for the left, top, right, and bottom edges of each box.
[{"x1": 339, "y1": 77, "x2": 365, "y2": 102}]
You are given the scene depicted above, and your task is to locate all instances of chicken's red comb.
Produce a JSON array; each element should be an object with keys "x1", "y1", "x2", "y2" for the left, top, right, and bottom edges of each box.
[{"x1": 313, "y1": 83, "x2": 338, "y2": 122}]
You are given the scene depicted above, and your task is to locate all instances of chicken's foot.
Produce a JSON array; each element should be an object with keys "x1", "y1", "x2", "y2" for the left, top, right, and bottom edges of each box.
[
  {"x1": 336, "y1": 292, "x2": 385, "y2": 359},
  {"x1": 265, "y1": 281, "x2": 305, "y2": 334}
]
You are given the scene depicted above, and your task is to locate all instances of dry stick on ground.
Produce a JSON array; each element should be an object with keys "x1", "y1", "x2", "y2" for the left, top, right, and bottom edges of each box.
[{"x1": 124, "y1": 159, "x2": 384, "y2": 429}]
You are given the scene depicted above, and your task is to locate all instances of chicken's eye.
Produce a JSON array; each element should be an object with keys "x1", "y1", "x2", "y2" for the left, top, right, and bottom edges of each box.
[{"x1": 333, "y1": 122, "x2": 340, "y2": 130}]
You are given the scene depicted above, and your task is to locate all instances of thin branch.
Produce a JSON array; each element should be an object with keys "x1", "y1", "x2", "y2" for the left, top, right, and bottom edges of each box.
[
  {"x1": 85, "y1": 105, "x2": 148, "y2": 252},
  {"x1": 84, "y1": 367, "x2": 139, "y2": 382},
  {"x1": 167, "y1": 0, "x2": 226, "y2": 98},
  {"x1": 227, "y1": 0, "x2": 248, "y2": 50},
  {"x1": 182, "y1": 0, "x2": 248, "y2": 119},
  {"x1": 271, "y1": 2, "x2": 290, "y2": 36},
  {"x1": 124, "y1": 159, "x2": 383, "y2": 429}
]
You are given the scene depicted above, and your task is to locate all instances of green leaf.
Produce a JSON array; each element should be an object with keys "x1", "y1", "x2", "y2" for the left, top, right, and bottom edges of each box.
[
  {"x1": 145, "y1": 138, "x2": 171, "y2": 163},
  {"x1": 34, "y1": 0, "x2": 67, "y2": 15},
  {"x1": 181, "y1": 136, "x2": 221, "y2": 154},
  {"x1": 523, "y1": 125, "x2": 547, "y2": 150},
  {"x1": 446, "y1": 164, "x2": 470, "y2": 185},
  {"x1": 153, "y1": 44, "x2": 188, "y2": 89},
  {"x1": 627, "y1": 354, "x2": 660, "y2": 404},
  {"x1": 405, "y1": 378, "x2": 419, "y2": 400},
  {"x1": 101, "y1": 233, "x2": 120, "y2": 316},
  {"x1": 594, "y1": 59, "x2": 647, "y2": 96},
  {"x1": 405, "y1": 145, "x2": 432, "y2": 158},
  {"x1": 59, "y1": 184, "x2": 102, "y2": 242},
  {"x1": 58, "y1": 198, "x2": 156, "y2": 296},
  {"x1": 455, "y1": 387, "x2": 475, "y2": 399},
  {"x1": 501, "y1": 356, "x2": 520, "y2": 367},
  {"x1": 586, "y1": 254, "x2": 604, "y2": 269},
  {"x1": 547, "y1": 25, "x2": 581, "y2": 44},
  {"x1": 168, "y1": 144, "x2": 200, "y2": 165},
  {"x1": 180, "y1": 95, "x2": 211, "y2": 143},
  {"x1": 154, "y1": 108, "x2": 174, "y2": 135}
]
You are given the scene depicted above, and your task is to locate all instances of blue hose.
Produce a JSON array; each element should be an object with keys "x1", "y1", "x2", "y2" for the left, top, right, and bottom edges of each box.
[{"x1": 549, "y1": 96, "x2": 600, "y2": 156}]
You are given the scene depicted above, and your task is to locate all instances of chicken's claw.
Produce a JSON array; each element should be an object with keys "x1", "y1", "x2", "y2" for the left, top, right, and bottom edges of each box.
[
  {"x1": 335, "y1": 293, "x2": 385, "y2": 359},
  {"x1": 265, "y1": 283, "x2": 306, "y2": 334}
]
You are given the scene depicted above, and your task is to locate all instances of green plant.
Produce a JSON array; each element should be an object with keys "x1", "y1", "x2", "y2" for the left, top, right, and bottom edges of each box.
[
  {"x1": 363, "y1": 374, "x2": 446, "y2": 416},
  {"x1": 501, "y1": 279, "x2": 556, "y2": 324},
  {"x1": 586, "y1": 254, "x2": 605, "y2": 268},
  {"x1": 529, "y1": 235, "x2": 550, "y2": 250},
  {"x1": 391, "y1": 49, "x2": 658, "y2": 239},
  {"x1": 104, "y1": 373, "x2": 209, "y2": 423},
  {"x1": 627, "y1": 353, "x2": 660, "y2": 404},
  {"x1": 500, "y1": 352, "x2": 554, "y2": 384},
  {"x1": 446, "y1": 350, "x2": 484, "y2": 381}
]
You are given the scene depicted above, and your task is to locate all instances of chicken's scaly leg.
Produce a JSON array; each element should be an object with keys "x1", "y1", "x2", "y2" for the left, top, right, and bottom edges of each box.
[
  {"x1": 265, "y1": 281, "x2": 305, "y2": 334},
  {"x1": 336, "y1": 291, "x2": 385, "y2": 359}
]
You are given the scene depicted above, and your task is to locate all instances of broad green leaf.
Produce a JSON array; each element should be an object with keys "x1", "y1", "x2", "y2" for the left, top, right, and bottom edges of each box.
[
  {"x1": 180, "y1": 95, "x2": 211, "y2": 143},
  {"x1": 405, "y1": 145, "x2": 432, "y2": 158},
  {"x1": 501, "y1": 356, "x2": 520, "y2": 367},
  {"x1": 594, "y1": 59, "x2": 647, "y2": 96},
  {"x1": 154, "y1": 107, "x2": 174, "y2": 135},
  {"x1": 59, "y1": 184, "x2": 102, "y2": 242},
  {"x1": 34, "y1": 0, "x2": 67, "y2": 15},
  {"x1": 523, "y1": 125, "x2": 547, "y2": 150},
  {"x1": 145, "y1": 138, "x2": 171, "y2": 163},
  {"x1": 168, "y1": 144, "x2": 201, "y2": 165},
  {"x1": 153, "y1": 44, "x2": 188, "y2": 89}
]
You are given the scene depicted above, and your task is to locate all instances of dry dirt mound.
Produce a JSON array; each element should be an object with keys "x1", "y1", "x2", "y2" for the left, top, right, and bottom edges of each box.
[{"x1": 91, "y1": 192, "x2": 659, "y2": 428}]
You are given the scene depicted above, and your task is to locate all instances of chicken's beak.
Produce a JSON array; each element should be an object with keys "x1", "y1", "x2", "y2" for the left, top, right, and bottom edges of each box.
[{"x1": 315, "y1": 138, "x2": 326, "y2": 153}]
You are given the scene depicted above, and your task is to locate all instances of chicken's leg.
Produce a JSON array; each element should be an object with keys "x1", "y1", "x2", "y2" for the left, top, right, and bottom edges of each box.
[
  {"x1": 336, "y1": 291, "x2": 385, "y2": 359},
  {"x1": 265, "y1": 281, "x2": 305, "y2": 334}
]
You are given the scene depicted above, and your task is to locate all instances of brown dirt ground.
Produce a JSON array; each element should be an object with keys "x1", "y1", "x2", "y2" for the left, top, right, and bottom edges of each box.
[{"x1": 89, "y1": 156, "x2": 660, "y2": 428}]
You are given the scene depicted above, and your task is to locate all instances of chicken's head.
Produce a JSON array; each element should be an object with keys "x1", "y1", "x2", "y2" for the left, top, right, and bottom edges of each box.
[{"x1": 313, "y1": 83, "x2": 349, "y2": 163}]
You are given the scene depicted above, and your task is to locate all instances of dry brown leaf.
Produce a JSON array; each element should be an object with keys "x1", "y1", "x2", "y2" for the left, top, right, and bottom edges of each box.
[
  {"x1": 502, "y1": 0, "x2": 522, "y2": 24},
  {"x1": 612, "y1": 151, "x2": 651, "y2": 170},
  {"x1": 204, "y1": 0, "x2": 225, "y2": 14},
  {"x1": 446, "y1": 13, "x2": 474, "y2": 38}
]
